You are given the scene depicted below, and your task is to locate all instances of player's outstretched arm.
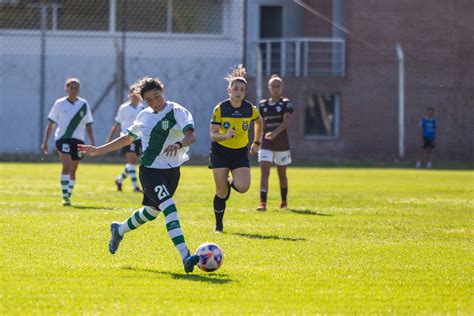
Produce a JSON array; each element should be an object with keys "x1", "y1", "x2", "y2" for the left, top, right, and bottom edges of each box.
[
  {"x1": 78, "y1": 134, "x2": 134, "y2": 156},
  {"x1": 162, "y1": 129, "x2": 196, "y2": 157}
]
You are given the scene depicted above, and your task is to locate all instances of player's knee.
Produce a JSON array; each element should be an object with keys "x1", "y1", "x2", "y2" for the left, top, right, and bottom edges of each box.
[
  {"x1": 261, "y1": 168, "x2": 270, "y2": 178},
  {"x1": 216, "y1": 187, "x2": 228, "y2": 199},
  {"x1": 234, "y1": 183, "x2": 249, "y2": 193}
]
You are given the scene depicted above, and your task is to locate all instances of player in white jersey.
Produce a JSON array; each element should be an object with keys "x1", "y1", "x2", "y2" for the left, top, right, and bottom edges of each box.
[
  {"x1": 106, "y1": 85, "x2": 145, "y2": 192},
  {"x1": 78, "y1": 77, "x2": 200, "y2": 273},
  {"x1": 41, "y1": 78, "x2": 95, "y2": 206}
]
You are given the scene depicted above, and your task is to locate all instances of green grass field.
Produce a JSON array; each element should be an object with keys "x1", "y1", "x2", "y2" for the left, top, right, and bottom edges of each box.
[{"x1": 0, "y1": 162, "x2": 472, "y2": 314}]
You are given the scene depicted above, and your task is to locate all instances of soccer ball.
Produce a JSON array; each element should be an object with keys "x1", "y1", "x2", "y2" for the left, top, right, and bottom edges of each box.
[{"x1": 195, "y1": 242, "x2": 223, "y2": 272}]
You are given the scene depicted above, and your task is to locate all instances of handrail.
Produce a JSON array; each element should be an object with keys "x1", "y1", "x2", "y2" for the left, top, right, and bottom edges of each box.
[{"x1": 252, "y1": 37, "x2": 345, "y2": 78}]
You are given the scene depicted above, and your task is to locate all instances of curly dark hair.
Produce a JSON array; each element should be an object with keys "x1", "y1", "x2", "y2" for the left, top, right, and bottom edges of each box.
[{"x1": 134, "y1": 77, "x2": 164, "y2": 98}]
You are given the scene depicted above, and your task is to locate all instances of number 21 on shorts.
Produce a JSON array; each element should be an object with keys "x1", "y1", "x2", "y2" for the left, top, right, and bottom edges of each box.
[{"x1": 154, "y1": 185, "x2": 170, "y2": 200}]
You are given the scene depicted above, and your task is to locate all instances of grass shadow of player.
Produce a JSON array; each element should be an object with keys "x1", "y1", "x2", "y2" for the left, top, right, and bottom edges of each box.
[
  {"x1": 230, "y1": 232, "x2": 306, "y2": 242},
  {"x1": 121, "y1": 266, "x2": 232, "y2": 284},
  {"x1": 68, "y1": 205, "x2": 115, "y2": 210},
  {"x1": 288, "y1": 208, "x2": 334, "y2": 216}
]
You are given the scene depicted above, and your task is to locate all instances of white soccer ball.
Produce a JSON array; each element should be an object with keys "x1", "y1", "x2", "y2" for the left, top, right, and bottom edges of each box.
[{"x1": 195, "y1": 242, "x2": 224, "y2": 272}]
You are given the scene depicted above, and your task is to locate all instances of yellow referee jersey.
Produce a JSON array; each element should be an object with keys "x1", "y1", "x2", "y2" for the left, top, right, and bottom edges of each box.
[{"x1": 211, "y1": 99, "x2": 260, "y2": 149}]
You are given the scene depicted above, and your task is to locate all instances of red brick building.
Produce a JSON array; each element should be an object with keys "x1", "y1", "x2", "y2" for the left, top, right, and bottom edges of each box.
[{"x1": 247, "y1": 0, "x2": 473, "y2": 162}]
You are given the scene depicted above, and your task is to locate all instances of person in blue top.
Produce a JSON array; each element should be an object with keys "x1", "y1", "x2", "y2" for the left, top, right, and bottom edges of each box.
[{"x1": 416, "y1": 107, "x2": 437, "y2": 168}]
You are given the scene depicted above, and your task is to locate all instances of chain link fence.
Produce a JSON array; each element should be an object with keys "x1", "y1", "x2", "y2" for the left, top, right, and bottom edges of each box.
[{"x1": 0, "y1": 0, "x2": 244, "y2": 156}]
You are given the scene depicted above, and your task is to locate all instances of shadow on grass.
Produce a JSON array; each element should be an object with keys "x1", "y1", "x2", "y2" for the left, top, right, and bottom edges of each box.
[
  {"x1": 121, "y1": 266, "x2": 232, "y2": 284},
  {"x1": 68, "y1": 205, "x2": 115, "y2": 210},
  {"x1": 288, "y1": 208, "x2": 334, "y2": 216},
  {"x1": 230, "y1": 232, "x2": 306, "y2": 242}
]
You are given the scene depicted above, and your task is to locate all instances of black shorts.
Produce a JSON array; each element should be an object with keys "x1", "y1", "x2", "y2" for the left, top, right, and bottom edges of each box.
[
  {"x1": 421, "y1": 137, "x2": 435, "y2": 149},
  {"x1": 55, "y1": 138, "x2": 84, "y2": 160},
  {"x1": 209, "y1": 142, "x2": 250, "y2": 170},
  {"x1": 139, "y1": 165, "x2": 180, "y2": 208},
  {"x1": 121, "y1": 139, "x2": 142, "y2": 155}
]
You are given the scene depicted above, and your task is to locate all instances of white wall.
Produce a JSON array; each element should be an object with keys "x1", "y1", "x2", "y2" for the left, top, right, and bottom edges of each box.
[{"x1": 0, "y1": 1, "x2": 244, "y2": 157}]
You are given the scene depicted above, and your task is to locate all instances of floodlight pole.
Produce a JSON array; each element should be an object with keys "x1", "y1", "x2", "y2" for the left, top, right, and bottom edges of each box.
[{"x1": 396, "y1": 43, "x2": 405, "y2": 159}]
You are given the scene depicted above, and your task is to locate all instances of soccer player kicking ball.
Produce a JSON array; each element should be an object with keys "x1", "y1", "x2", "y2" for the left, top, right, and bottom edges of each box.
[{"x1": 78, "y1": 77, "x2": 199, "y2": 273}]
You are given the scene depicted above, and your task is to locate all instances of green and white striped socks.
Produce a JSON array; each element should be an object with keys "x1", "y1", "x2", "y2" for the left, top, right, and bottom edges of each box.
[
  {"x1": 126, "y1": 164, "x2": 138, "y2": 190},
  {"x1": 60, "y1": 175, "x2": 69, "y2": 199},
  {"x1": 119, "y1": 205, "x2": 161, "y2": 235},
  {"x1": 117, "y1": 198, "x2": 189, "y2": 260},
  {"x1": 116, "y1": 164, "x2": 138, "y2": 190},
  {"x1": 68, "y1": 180, "x2": 75, "y2": 198},
  {"x1": 160, "y1": 199, "x2": 189, "y2": 260}
]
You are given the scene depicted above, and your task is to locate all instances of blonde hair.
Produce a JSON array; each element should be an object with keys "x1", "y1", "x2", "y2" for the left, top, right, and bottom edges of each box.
[
  {"x1": 224, "y1": 64, "x2": 247, "y2": 87},
  {"x1": 65, "y1": 77, "x2": 80, "y2": 87}
]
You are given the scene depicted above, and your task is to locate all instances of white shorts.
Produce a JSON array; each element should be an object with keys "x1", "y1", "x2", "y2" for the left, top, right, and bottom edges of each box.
[{"x1": 258, "y1": 149, "x2": 292, "y2": 166}]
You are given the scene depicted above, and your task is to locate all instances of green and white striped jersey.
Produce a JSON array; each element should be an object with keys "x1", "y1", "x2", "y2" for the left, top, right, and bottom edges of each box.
[
  {"x1": 47, "y1": 96, "x2": 94, "y2": 141},
  {"x1": 127, "y1": 101, "x2": 194, "y2": 169}
]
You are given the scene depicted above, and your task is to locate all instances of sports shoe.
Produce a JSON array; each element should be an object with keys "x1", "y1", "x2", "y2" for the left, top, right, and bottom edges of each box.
[
  {"x1": 256, "y1": 202, "x2": 266, "y2": 211},
  {"x1": 183, "y1": 251, "x2": 200, "y2": 273},
  {"x1": 62, "y1": 197, "x2": 71, "y2": 206},
  {"x1": 108, "y1": 222, "x2": 123, "y2": 254},
  {"x1": 133, "y1": 187, "x2": 142, "y2": 193},
  {"x1": 115, "y1": 179, "x2": 122, "y2": 192},
  {"x1": 280, "y1": 201, "x2": 288, "y2": 209}
]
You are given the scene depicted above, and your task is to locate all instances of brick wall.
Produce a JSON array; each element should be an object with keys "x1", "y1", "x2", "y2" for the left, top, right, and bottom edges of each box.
[{"x1": 248, "y1": 0, "x2": 474, "y2": 162}]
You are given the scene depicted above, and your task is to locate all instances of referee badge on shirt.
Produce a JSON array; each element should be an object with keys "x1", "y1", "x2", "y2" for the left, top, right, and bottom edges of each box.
[
  {"x1": 223, "y1": 121, "x2": 231, "y2": 129},
  {"x1": 242, "y1": 121, "x2": 249, "y2": 131}
]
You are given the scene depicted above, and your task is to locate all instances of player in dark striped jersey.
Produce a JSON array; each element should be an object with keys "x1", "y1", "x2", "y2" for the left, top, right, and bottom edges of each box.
[{"x1": 257, "y1": 75, "x2": 293, "y2": 211}]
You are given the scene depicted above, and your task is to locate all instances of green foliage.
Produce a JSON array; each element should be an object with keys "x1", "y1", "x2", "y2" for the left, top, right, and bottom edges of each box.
[{"x1": 0, "y1": 163, "x2": 472, "y2": 314}]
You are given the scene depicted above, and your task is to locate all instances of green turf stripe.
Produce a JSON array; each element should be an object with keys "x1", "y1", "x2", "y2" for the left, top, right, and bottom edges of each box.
[
  {"x1": 166, "y1": 220, "x2": 180, "y2": 231},
  {"x1": 134, "y1": 211, "x2": 145, "y2": 224},
  {"x1": 142, "y1": 209, "x2": 156, "y2": 221},
  {"x1": 162, "y1": 204, "x2": 177, "y2": 217},
  {"x1": 171, "y1": 235, "x2": 185, "y2": 246}
]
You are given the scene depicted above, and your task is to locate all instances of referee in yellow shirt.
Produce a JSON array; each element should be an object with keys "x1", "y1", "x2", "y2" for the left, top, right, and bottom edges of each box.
[{"x1": 210, "y1": 64, "x2": 263, "y2": 233}]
